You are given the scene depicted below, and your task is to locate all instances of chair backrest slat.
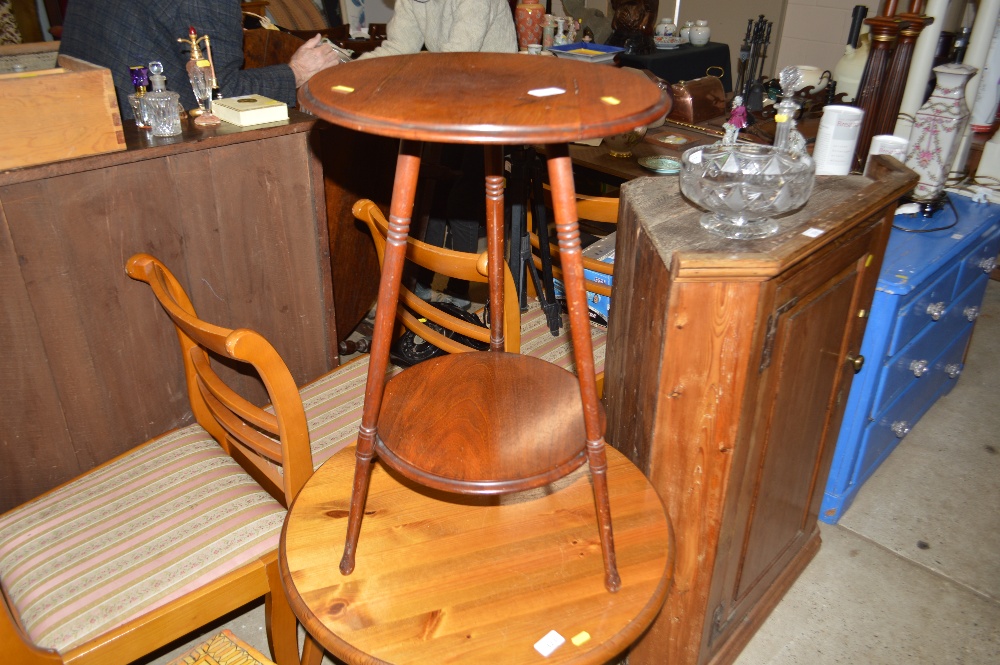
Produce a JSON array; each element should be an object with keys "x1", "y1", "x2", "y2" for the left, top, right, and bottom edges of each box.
[
  {"x1": 354, "y1": 199, "x2": 521, "y2": 353},
  {"x1": 200, "y1": 383, "x2": 284, "y2": 461},
  {"x1": 127, "y1": 254, "x2": 314, "y2": 507},
  {"x1": 530, "y1": 189, "x2": 619, "y2": 298},
  {"x1": 191, "y1": 351, "x2": 282, "y2": 434}
]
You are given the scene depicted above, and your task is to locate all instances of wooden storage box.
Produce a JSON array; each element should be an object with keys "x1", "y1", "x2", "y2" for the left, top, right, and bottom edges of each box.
[{"x1": 0, "y1": 42, "x2": 125, "y2": 171}]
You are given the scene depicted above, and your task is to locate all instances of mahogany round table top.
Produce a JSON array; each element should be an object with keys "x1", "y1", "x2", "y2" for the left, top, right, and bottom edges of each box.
[
  {"x1": 298, "y1": 52, "x2": 669, "y2": 145},
  {"x1": 279, "y1": 445, "x2": 674, "y2": 665}
]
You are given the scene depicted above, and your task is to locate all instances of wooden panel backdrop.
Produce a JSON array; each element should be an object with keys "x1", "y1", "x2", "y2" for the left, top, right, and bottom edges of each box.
[{"x1": 0, "y1": 119, "x2": 338, "y2": 512}]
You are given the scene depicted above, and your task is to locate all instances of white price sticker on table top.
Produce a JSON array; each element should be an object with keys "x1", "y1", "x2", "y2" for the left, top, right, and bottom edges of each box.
[{"x1": 534, "y1": 630, "x2": 566, "y2": 657}]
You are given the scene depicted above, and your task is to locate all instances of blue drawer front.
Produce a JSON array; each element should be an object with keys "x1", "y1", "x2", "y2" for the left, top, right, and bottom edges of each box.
[
  {"x1": 852, "y1": 325, "x2": 973, "y2": 491},
  {"x1": 875, "y1": 315, "x2": 953, "y2": 417},
  {"x1": 886, "y1": 265, "x2": 958, "y2": 356},
  {"x1": 872, "y1": 273, "x2": 986, "y2": 417},
  {"x1": 957, "y1": 226, "x2": 1000, "y2": 295}
]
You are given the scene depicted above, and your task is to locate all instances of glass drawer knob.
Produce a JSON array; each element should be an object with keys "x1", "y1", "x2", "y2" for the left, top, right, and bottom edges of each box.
[
  {"x1": 945, "y1": 363, "x2": 962, "y2": 379},
  {"x1": 926, "y1": 301, "x2": 946, "y2": 320},
  {"x1": 891, "y1": 421, "x2": 910, "y2": 438},
  {"x1": 909, "y1": 359, "x2": 929, "y2": 377},
  {"x1": 978, "y1": 257, "x2": 997, "y2": 273},
  {"x1": 964, "y1": 306, "x2": 979, "y2": 322}
]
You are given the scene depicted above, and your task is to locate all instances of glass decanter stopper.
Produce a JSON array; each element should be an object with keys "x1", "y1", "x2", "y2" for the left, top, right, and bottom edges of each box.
[
  {"x1": 773, "y1": 66, "x2": 805, "y2": 155},
  {"x1": 142, "y1": 61, "x2": 183, "y2": 137}
]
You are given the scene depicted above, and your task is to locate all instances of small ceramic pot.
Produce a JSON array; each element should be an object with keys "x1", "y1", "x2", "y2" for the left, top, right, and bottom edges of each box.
[
  {"x1": 655, "y1": 18, "x2": 676, "y2": 37},
  {"x1": 604, "y1": 126, "x2": 647, "y2": 158},
  {"x1": 689, "y1": 20, "x2": 710, "y2": 46},
  {"x1": 679, "y1": 21, "x2": 693, "y2": 41},
  {"x1": 794, "y1": 66, "x2": 830, "y2": 92}
]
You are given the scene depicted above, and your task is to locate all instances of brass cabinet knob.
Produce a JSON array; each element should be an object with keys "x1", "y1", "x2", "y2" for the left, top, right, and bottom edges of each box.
[{"x1": 846, "y1": 353, "x2": 865, "y2": 373}]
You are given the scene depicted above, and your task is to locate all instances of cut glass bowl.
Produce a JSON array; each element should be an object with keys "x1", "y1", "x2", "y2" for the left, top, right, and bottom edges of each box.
[{"x1": 679, "y1": 144, "x2": 815, "y2": 239}]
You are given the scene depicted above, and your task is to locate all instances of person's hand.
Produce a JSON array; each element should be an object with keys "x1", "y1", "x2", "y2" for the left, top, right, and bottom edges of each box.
[{"x1": 289, "y1": 34, "x2": 342, "y2": 88}]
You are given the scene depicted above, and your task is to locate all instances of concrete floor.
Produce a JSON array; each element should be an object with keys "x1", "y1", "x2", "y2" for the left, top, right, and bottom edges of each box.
[{"x1": 141, "y1": 282, "x2": 1000, "y2": 665}]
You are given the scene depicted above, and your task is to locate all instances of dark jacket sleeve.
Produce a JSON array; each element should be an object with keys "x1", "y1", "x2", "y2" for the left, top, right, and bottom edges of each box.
[{"x1": 176, "y1": 0, "x2": 298, "y2": 105}]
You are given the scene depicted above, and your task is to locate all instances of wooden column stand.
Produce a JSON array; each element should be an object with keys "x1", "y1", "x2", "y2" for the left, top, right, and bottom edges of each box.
[
  {"x1": 871, "y1": 1, "x2": 935, "y2": 139},
  {"x1": 852, "y1": 0, "x2": 903, "y2": 171}
]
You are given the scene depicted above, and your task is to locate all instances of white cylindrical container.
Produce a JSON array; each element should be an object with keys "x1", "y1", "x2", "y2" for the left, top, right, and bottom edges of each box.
[
  {"x1": 865, "y1": 134, "x2": 910, "y2": 172},
  {"x1": 970, "y1": 17, "x2": 1000, "y2": 131},
  {"x1": 894, "y1": 0, "x2": 951, "y2": 139},
  {"x1": 813, "y1": 105, "x2": 865, "y2": 175},
  {"x1": 950, "y1": 0, "x2": 1000, "y2": 172}
]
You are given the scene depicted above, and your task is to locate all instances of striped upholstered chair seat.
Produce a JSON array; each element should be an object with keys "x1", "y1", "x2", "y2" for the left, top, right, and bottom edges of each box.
[
  {"x1": 0, "y1": 427, "x2": 286, "y2": 654},
  {"x1": 0, "y1": 355, "x2": 398, "y2": 656},
  {"x1": 0, "y1": 349, "x2": 403, "y2": 652}
]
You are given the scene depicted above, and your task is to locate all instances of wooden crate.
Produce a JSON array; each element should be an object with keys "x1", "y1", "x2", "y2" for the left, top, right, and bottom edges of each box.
[{"x1": 0, "y1": 42, "x2": 125, "y2": 171}]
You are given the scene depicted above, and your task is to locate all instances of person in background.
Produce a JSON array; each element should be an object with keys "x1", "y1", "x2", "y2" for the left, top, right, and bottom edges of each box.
[
  {"x1": 59, "y1": 0, "x2": 340, "y2": 119},
  {"x1": 354, "y1": 0, "x2": 518, "y2": 308},
  {"x1": 357, "y1": 0, "x2": 517, "y2": 60}
]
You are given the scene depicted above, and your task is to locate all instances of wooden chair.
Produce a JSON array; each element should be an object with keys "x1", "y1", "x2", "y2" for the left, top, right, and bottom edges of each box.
[
  {"x1": 529, "y1": 187, "x2": 620, "y2": 299},
  {"x1": 0, "y1": 255, "x2": 320, "y2": 665},
  {"x1": 356, "y1": 198, "x2": 520, "y2": 354},
  {"x1": 355, "y1": 198, "x2": 609, "y2": 391}
]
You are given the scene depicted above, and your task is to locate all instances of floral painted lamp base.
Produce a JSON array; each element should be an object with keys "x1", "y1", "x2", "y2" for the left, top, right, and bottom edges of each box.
[{"x1": 904, "y1": 63, "x2": 977, "y2": 202}]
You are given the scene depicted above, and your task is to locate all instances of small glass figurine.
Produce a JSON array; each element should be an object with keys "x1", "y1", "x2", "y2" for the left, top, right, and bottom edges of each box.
[{"x1": 178, "y1": 27, "x2": 221, "y2": 126}]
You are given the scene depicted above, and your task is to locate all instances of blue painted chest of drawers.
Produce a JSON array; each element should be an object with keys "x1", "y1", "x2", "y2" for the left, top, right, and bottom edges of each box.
[{"x1": 821, "y1": 194, "x2": 1000, "y2": 524}]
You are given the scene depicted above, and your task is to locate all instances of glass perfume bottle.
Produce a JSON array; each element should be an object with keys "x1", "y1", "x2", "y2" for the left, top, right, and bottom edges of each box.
[
  {"x1": 142, "y1": 61, "x2": 183, "y2": 137},
  {"x1": 178, "y1": 27, "x2": 221, "y2": 126},
  {"x1": 127, "y1": 65, "x2": 151, "y2": 129}
]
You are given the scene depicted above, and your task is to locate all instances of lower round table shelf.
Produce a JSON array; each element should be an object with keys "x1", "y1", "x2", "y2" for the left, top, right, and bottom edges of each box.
[
  {"x1": 279, "y1": 445, "x2": 674, "y2": 665},
  {"x1": 377, "y1": 351, "x2": 598, "y2": 494}
]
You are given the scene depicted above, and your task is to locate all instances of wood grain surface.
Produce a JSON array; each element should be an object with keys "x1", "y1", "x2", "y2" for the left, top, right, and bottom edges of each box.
[
  {"x1": 377, "y1": 352, "x2": 595, "y2": 493},
  {"x1": 0, "y1": 115, "x2": 337, "y2": 512},
  {"x1": 280, "y1": 445, "x2": 673, "y2": 665},
  {"x1": 299, "y1": 52, "x2": 668, "y2": 144}
]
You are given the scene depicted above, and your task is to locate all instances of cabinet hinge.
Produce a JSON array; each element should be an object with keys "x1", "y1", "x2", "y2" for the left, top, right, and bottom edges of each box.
[{"x1": 759, "y1": 297, "x2": 799, "y2": 373}]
